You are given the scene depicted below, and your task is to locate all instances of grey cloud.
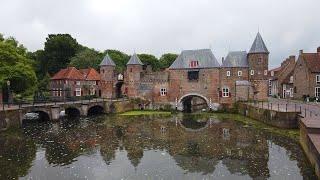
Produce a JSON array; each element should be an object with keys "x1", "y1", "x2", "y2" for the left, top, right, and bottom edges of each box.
[{"x1": 1, "y1": 0, "x2": 319, "y2": 68}]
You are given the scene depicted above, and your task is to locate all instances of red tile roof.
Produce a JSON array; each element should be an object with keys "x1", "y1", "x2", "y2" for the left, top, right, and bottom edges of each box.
[
  {"x1": 51, "y1": 67, "x2": 85, "y2": 80},
  {"x1": 80, "y1": 68, "x2": 101, "y2": 81},
  {"x1": 302, "y1": 53, "x2": 320, "y2": 73}
]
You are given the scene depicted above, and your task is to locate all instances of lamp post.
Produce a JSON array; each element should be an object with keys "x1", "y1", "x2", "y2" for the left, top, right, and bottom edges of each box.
[{"x1": 7, "y1": 80, "x2": 11, "y2": 108}]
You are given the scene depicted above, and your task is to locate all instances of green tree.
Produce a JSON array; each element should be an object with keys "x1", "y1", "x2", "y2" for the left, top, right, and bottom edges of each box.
[
  {"x1": 159, "y1": 53, "x2": 178, "y2": 69},
  {"x1": 44, "y1": 34, "x2": 79, "y2": 75},
  {"x1": 137, "y1": 54, "x2": 161, "y2": 71},
  {"x1": 105, "y1": 49, "x2": 130, "y2": 72},
  {"x1": 0, "y1": 37, "x2": 37, "y2": 96},
  {"x1": 69, "y1": 48, "x2": 102, "y2": 70}
]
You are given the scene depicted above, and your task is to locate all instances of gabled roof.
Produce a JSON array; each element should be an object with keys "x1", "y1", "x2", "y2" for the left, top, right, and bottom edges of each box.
[
  {"x1": 51, "y1": 67, "x2": 85, "y2": 80},
  {"x1": 301, "y1": 53, "x2": 320, "y2": 73},
  {"x1": 127, "y1": 53, "x2": 143, "y2": 65},
  {"x1": 249, "y1": 32, "x2": 269, "y2": 54},
  {"x1": 100, "y1": 53, "x2": 116, "y2": 66},
  {"x1": 222, "y1": 51, "x2": 248, "y2": 67},
  {"x1": 269, "y1": 66, "x2": 282, "y2": 72},
  {"x1": 80, "y1": 68, "x2": 101, "y2": 81},
  {"x1": 169, "y1": 49, "x2": 220, "y2": 69}
]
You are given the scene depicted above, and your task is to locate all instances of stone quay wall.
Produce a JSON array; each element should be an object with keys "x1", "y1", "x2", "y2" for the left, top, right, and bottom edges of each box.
[{"x1": 238, "y1": 103, "x2": 299, "y2": 129}]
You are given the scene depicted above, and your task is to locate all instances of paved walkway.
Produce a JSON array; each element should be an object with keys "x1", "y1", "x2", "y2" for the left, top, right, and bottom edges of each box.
[{"x1": 248, "y1": 98, "x2": 320, "y2": 119}]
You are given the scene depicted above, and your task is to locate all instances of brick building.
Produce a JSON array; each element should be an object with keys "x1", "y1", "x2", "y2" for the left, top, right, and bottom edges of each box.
[
  {"x1": 118, "y1": 32, "x2": 270, "y2": 111},
  {"x1": 293, "y1": 48, "x2": 320, "y2": 99},
  {"x1": 50, "y1": 67, "x2": 101, "y2": 100},
  {"x1": 269, "y1": 56, "x2": 296, "y2": 98}
]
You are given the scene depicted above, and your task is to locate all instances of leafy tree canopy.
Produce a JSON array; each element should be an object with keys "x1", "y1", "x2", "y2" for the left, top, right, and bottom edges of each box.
[
  {"x1": 44, "y1": 34, "x2": 80, "y2": 75},
  {"x1": 69, "y1": 48, "x2": 103, "y2": 70},
  {"x1": 159, "y1": 53, "x2": 178, "y2": 69},
  {"x1": 137, "y1": 54, "x2": 161, "y2": 71},
  {"x1": 105, "y1": 49, "x2": 130, "y2": 72},
  {"x1": 0, "y1": 35, "x2": 37, "y2": 96}
]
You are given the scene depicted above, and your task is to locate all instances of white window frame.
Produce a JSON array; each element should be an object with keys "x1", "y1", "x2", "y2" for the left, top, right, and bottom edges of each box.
[
  {"x1": 290, "y1": 88, "x2": 293, "y2": 97},
  {"x1": 92, "y1": 81, "x2": 96, "y2": 85},
  {"x1": 160, "y1": 88, "x2": 167, "y2": 96},
  {"x1": 76, "y1": 88, "x2": 81, "y2": 96},
  {"x1": 90, "y1": 88, "x2": 96, "y2": 95},
  {"x1": 238, "y1": 71, "x2": 242, "y2": 77},
  {"x1": 264, "y1": 70, "x2": 268, "y2": 76},
  {"x1": 250, "y1": 70, "x2": 254, "y2": 75},
  {"x1": 316, "y1": 75, "x2": 320, "y2": 84},
  {"x1": 76, "y1": 81, "x2": 81, "y2": 85},
  {"x1": 226, "y1": 71, "x2": 231, "y2": 77},
  {"x1": 315, "y1": 87, "x2": 320, "y2": 97},
  {"x1": 271, "y1": 71, "x2": 274, "y2": 77},
  {"x1": 290, "y1": 76, "x2": 294, "y2": 83},
  {"x1": 222, "y1": 87, "x2": 230, "y2": 97}
]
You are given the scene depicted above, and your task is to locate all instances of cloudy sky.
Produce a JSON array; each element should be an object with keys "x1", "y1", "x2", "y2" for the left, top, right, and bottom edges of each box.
[{"x1": 1, "y1": 0, "x2": 319, "y2": 68}]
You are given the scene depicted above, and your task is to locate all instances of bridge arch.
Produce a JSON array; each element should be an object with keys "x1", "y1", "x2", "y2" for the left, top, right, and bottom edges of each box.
[
  {"x1": 65, "y1": 106, "x2": 81, "y2": 118},
  {"x1": 22, "y1": 110, "x2": 50, "y2": 125},
  {"x1": 87, "y1": 105, "x2": 105, "y2": 116},
  {"x1": 178, "y1": 93, "x2": 210, "y2": 112}
]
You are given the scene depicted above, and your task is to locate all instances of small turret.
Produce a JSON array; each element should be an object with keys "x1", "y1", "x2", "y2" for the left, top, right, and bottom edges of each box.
[
  {"x1": 125, "y1": 53, "x2": 144, "y2": 98},
  {"x1": 100, "y1": 53, "x2": 116, "y2": 82}
]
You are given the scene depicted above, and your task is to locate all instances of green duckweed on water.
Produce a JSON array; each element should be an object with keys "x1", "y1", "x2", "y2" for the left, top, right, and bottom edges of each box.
[{"x1": 120, "y1": 110, "x2": 171, "y2": 116}]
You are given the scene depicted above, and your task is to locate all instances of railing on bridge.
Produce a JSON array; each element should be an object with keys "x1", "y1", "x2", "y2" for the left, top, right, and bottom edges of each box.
[
  {"x1": 248, "y1": 100, "x2": 320, "y2": 118},
  {"x1": 1, "y1": 96, "x2": 128, "y2": 111}
]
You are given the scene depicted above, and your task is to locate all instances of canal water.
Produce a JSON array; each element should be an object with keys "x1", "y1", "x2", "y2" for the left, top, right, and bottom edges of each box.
[{"x1": 0, "y1": 114, "x2": 316, "y2": 180}]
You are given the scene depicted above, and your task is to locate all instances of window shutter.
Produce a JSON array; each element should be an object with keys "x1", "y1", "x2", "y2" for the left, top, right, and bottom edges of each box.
[
  {"x1": 219, "y1": 91, "x2": 222, "y2": 97},
  {"x1": 229, "y1": 92, "x2": 232, "y2": 98},
  {"x1": 74, "y1": 91, "x2": 76, "y2": 96}
]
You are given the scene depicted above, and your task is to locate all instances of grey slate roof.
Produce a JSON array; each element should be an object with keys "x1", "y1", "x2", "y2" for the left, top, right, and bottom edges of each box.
[
  {"x1": 169, "y1": 49, "x2": 220, "y2": 69},
  {"x1": 249, "y1": 32, "x2": 269, "y2": 54},
  {"x1": 100, "y1": 53, "x2": 116, "y2": 66},
  {"x1": 222, "y1": 51, "x2": 248, "y2": 67},
  {"x1": 127, "y1": 53, "x2": 144, "y2": 65}
]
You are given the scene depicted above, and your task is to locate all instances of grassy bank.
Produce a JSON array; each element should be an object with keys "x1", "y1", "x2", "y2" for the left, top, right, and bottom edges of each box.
[
  {"x1": 120, "y1": 110, "x2": 171, "y2": 116},
  {"x1": 211, "y1": 113, "x2": 300, "y2": 141}
]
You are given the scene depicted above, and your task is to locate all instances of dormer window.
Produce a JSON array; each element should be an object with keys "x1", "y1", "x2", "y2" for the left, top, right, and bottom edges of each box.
[{"x1": 189, "y1": 60, "x2": 199, "y2": 68}]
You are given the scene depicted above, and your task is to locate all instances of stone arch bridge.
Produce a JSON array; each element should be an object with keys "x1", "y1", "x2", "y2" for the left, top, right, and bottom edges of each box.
[{"x1": 0, "y1": 99, "x2": 134, "y2": 130}]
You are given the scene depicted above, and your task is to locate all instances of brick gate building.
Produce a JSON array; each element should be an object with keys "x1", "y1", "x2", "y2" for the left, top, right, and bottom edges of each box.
[{"x1": 118, "y1": 32, "x2": 270, "y2": 110}]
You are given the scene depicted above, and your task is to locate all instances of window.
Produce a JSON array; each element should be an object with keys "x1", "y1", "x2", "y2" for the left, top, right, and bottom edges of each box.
[
  {"x1": 90, "y1": 88, "x2": 96, "y2": 95},
  {"x1": 264, "y1": 70, "x2": 268, "y2": 76},
  {"x1": 315, "y1": 87, "x2": 320, "y2": 97},
  {"x1": 290, "y1": 76, "x2": 293, "y2": 83},
  {"x1": 160, "y1": 88, "x2": 167, "y2": 96},
  {"x1": 269, "y1": 79, "x2": 272, "y2": 86},
  {"x1": 92, "y1": 81, "x2": 96, "y2": 85},
  {"x1": 76, "y1": 88, "x2": 81, "y2": 96},
  {"x1": 188, "y1": 71, "x2": 199, "y2": 81},
  {"x1": 76, "y1": 81, "x2": 80, "y2": 85},
  {"x1": 250, "y1": 70, "x2": 254, "y2": 75},
  {"x1": 290, "y1": 88, "x2": 293, "y2": 97},
  {"x1": 189, "y1": 60, "x2": 199, "y2": 68},
  {"x1": 238, "y1": 71, "x2": 242, "y2": 77},
  {"x1": 222, "y1": 87, "x2": 230, "y2": 97},
  {"x1": 226, "y1": 71, "x2": 231, "y2": 77},
  {"x1": 316, "y1": 75, "x2": 320, "y2": 83},
  {"x1": 58, "y1": 88, "x2": 62, "y2": 97},
  {"x1": 271, "y1": 71, "x2": 274, "y2": 77}
]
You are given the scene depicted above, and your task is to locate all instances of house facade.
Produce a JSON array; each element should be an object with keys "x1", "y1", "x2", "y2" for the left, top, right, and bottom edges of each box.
[
  {"x1": 50, "y1": 67, "x2": 101, "y2": 100},
  {"x1": 293, "y1": 48, "x2": 320, "y2": 99}
]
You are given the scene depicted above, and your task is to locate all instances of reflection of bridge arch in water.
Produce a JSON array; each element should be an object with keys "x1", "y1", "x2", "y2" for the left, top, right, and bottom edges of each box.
[{"x1": 175, "y1": 117, "x2": 218, "y2": 132}]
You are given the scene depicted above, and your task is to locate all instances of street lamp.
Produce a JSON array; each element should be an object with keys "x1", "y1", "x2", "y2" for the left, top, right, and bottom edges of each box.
[{"x1": 6, "y1": 80, "x2": 11, "y2": 107}]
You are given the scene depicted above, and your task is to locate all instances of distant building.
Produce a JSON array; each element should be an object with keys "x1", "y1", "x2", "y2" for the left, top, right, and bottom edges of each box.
[
  {"x1": 50, "y1": 67, "x2": 100, "y2": 100},
  {"x1": 293, "y1": 47, "x2": 320, "y2": 99}
]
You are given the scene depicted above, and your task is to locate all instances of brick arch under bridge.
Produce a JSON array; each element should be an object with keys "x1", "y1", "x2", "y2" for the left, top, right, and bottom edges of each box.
[{"x1": 177, "y1": 93, "x2": 220, "y2": 111}]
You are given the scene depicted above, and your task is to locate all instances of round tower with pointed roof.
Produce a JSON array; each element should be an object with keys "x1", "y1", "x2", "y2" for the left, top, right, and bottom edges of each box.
[
  {"x1": 125, "y1": 53, "x2": 144, "y2": 98},
  {"x1": 247, "y1": 32, "x2": 269, "y2": 80},
  {"x1": 99, "y1": 53, "x2": 116, "y2": 98},
  {"x1": 247, "y1": 32, "x2": 269, "y2": 100}
]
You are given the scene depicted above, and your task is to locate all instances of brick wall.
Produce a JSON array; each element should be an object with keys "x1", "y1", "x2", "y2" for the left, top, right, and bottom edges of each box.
[
  {"x1": 248, "y1": 53, "x2": 268, "y2": 80},
  {"x1": 293, "y1": 56, "x2": 311, "y2": 98},
  {"x1": 168, "y1": 68, "x2": 220, "y2": 103}
]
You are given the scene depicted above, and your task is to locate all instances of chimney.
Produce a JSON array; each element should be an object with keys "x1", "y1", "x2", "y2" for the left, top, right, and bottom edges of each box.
[
  {"x1": 317, "y1": 47, "x2": 320, "y2": 53},
  {"x1": 289, "y1": 55, "x2": 295, "y2": 63},
  {"x1": 222, "y1": 57, "x2": 224, "y2": 64},
  {"x1": 299, "y1": 49, "x2": 303, "y2": 55}
]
